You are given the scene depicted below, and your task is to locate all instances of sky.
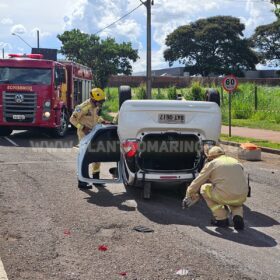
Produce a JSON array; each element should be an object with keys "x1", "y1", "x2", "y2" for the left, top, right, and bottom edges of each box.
[{"x1": 0, "y1": 0, "x2": 276, "y2": 72}]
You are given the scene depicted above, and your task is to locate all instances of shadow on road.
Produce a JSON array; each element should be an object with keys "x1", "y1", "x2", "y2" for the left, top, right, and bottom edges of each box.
[
  {"x1": 0, "y1": 130, "x2": 78, "y2": 149},
  {"x1": 200, "y1": 225, "x2": 277, "y2": 247},
  {"x1": 81, "y1": 185, "x2": 278, "y2": 248}
]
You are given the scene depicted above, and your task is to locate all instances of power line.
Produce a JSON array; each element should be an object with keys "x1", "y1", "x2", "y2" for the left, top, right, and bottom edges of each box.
[{"x1": 93, "y1": 3, "x2": 144, "y2": 35}]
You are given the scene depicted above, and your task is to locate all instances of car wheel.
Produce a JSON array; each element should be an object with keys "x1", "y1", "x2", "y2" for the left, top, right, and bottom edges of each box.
[
  {"x1": 78, "y1": 180, "x2": 92, "y2": 189},
  {"x1": 119, "y1": 85, "x2": 131, "y2": 109},
  {"x1": 205, "y1": 89, "x2": 220, "y2": 106}
]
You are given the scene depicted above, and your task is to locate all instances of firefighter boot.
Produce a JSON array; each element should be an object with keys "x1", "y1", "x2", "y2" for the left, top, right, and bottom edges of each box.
[
  {"x1": 92, "y1": 172, "x2": 104, "y2": 186},
  {"x1": 233, "y1": 215, "x2": 245, "y2": 230},
  {"x1": 211, "y1": 218, "x2": 229, "y2": 227}
]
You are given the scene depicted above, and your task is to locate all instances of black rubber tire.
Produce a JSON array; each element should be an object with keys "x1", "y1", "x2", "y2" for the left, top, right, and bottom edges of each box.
[
  {"x1": 205, "y1": 89, "x2": 220, "y2": 106},
  {"x1": 119, "y1": 85, "x2": 131, "y2": 109},
  {"x1": 78, "y1": 180, "x2": 92, "y2": 189},
  {"x1": 51, "y1": 109, "x2": 69, "y2": 138},
  {"x1": 0, "y1": 127, "x2": 13, "y2": 136}
]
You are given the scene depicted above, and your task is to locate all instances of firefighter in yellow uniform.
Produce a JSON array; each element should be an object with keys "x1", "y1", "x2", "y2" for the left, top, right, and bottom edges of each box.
[
  {"x1": 70, "y1": 88, "x2": 105, "y2": 188},
  {"x1": 183, "y1": 146, "x2": 248, "y2": 230}
]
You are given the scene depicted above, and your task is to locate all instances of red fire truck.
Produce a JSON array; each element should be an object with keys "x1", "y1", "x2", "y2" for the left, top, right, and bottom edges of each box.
[{"x1": 0, "y1": 53, "x2": 93, "y2": 137}]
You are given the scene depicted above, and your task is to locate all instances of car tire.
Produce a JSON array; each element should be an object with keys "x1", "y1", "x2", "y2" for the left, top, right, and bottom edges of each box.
[
  {"x1": 78, "y1": 180, "x2": 92, "y2": 189},
  {"x1": 119, "y1": 85, "x2": 131, "y2": 109},
  {"x1": 205, "y1": 89, "x2": 220, "y2": 106},
  {"x1": 0, "y1": 127, "x2": 13, "y2": 136}
]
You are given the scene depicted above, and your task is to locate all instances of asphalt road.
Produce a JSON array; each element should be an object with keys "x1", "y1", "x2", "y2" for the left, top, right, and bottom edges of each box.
[{"x1": 0, "y1": 131, "x2": 279, "y2": 280}]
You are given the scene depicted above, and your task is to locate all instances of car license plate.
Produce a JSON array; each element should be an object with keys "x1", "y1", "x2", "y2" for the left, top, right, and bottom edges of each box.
[
  {"x1": 158, "y1": 114, "x2": 185, "y2": 124},
  {"x1": 12, "y1": 114, "x2": 25, "y2": 120}
]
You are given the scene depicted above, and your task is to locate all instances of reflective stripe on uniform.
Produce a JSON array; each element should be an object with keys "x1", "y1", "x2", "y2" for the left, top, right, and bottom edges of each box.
[
  {"x1": 81, "y1": 104, "x2": 92, "y2": 113},
  {"x1": 76, "y1": 123, "x2": 83, "y2": 129},
  {"x1": 201, "y1": 183, "x2": 245, "y2": 206}
]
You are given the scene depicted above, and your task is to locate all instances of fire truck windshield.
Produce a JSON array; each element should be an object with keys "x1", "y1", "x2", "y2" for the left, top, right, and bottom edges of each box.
[{"x1": 0, "y1": 67, "x2": 51, "y2": 85}]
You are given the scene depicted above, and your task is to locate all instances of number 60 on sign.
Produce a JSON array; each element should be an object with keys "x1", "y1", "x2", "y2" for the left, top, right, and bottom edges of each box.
[{"x1": 222, "y1": 75, "x2": 238, "y2": 92}]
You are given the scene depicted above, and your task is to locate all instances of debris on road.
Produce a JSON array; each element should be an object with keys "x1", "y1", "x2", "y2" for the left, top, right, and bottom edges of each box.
[
  {"x1": 63, "y1": 229, "x2": 71, "y2": 236},
  {"x1": 176, "y1": 268, "x2": 189, "y2": 276},
  {"x1": 133, "y1": 226, "x2": 154, "y2": 233},
  {"x1": 98, "y1": 245, "x2": 108, "y2": 251},
  {"x1": 118, "y1": 272, "x2": 128, "y2": 276},
  {"x1": 121, "y1": 199, "x2": 137, "y2": 210}
]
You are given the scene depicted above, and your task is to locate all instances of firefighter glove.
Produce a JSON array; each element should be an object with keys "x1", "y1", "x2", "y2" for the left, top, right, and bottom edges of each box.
[{"x1": 182, "y1": 193, "x2": 200, "y2": 209}]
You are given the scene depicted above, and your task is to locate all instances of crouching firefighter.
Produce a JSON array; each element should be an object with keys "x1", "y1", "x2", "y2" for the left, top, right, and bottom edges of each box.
[
  {"x1": 182, "y1": 146, "x2": 249, "y2": 230},
  {"x1": 70, "y1": 88, "x2": 106, "y2": 189}
]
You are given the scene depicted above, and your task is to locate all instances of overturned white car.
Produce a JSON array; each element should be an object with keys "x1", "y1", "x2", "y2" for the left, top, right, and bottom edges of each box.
[{"x1": 77, "y1": 92, "x2": 221, "y2": 198}]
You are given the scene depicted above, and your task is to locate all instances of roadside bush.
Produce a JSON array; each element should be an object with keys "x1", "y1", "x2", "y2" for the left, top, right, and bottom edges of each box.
[
  {"x1": 232, "y1": 104, "x2": 253, "y2": 119},
  {"x1": 190, "y1": 81, "x2": 203, "y2": 100},
  {"x1": 252, "y1": 111, "x2": 269, "y2": 121},
  {"x1": 167, "y1": 86, "x2": 177, "y2": 100},
  {"x1": 103, "y1": 87, "x2": 118, "y2": 112},
  {"x1": 153, "y1": 88, "x2": 166, "y2": 99},
  {"x1": 135, "y1": 83, "x2": 146, "y2": 99},
  {"x1": 273, "y1": 113, "x2": 280, "y2": 124}
]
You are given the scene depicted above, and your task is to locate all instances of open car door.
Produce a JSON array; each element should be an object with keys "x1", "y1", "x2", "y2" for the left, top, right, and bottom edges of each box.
[{"x1": 77, "y1": 124, "x2": 122, "y2": 185}]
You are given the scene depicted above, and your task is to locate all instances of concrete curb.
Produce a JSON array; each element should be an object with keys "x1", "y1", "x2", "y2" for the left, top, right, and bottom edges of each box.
[{"x1": 220, "y1": 140, "x2": 280, "y2": 155}]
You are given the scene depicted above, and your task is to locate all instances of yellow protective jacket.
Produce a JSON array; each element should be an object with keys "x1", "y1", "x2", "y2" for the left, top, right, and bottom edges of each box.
[
  {"x1": 70, "y1": 99, "x2": 101, "y2": 130},
  {"x1": 187, "y1": 155, "x2": 248, "y2": 197}
]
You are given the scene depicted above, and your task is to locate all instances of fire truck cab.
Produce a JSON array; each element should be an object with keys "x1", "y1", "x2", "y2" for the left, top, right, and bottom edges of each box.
[{"x1": 0, "y1": 53, "x2": 92, "y2": 137}]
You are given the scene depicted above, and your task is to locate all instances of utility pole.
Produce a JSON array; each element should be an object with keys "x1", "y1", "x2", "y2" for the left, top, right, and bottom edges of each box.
[
  {"x1": 2, "y1": 48, "x2": 4, "y2": 59},
  {"x1": 142, "y1": 0, "x2": 153, "y2": 99},
  {"x1": 37, "y1": 30, "x2": 40, "y2": 48}
]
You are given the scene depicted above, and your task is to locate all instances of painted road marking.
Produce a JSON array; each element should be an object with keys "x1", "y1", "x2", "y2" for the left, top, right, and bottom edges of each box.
[
  {"x1": 0, "y1": 257, "x2": 8, "y2": 280},
  {"x1": 4, "y1": 137, "x2": 18, "y2": 147}
]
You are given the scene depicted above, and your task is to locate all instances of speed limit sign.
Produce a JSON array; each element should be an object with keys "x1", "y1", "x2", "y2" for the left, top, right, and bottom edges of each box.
[{"x1": 222, "y1": 75, "x2": 238, "y2": 92}]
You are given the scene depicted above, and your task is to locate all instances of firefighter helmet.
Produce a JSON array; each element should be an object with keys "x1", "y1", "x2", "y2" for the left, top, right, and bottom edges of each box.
[{"x1": 90, "y1": 88, "x2": 105, "y2": 102}]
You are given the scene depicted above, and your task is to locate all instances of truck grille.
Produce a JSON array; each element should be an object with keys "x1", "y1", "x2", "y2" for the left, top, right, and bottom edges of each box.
[{"x1": 2, "y1": 92, "x2": 37, "y2": 123}]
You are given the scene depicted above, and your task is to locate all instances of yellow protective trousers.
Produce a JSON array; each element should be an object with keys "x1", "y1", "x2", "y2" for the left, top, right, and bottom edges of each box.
[
  {"x1": 78, "y1": 129, "x2": 101, "y2": 174},
  {"x1": 200, "y1": 184, "x2": 247, "y2": 220}
]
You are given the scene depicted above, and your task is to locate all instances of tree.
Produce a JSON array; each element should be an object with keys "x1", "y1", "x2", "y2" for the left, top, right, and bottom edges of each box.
[
  {"x1": 271, "y1": 0, "x2": 280, "y2": 19},
  {"x1": 251, "y1": 20, "x2": 280, "y2": 66},
  {"x1": 57, "y1": 29, "x2": 139, "y2": 88},
  {"x1": 164, "y1": 16, "x2": 259, "y2": 76}
]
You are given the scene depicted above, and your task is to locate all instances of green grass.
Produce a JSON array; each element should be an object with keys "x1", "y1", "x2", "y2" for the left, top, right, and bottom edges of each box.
[
  {"x1": 220, "y1": 134, "x2": 280, "y2": 150},
  {"x1": 222, "y1": 119, "x2": 280, "y2": 131},
  {"x1": 103, "y1": 84, "x2": 280, "y2": 131}
]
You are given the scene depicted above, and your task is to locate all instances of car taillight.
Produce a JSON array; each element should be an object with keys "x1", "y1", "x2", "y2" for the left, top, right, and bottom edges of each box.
[{"x1": 122, "y1": 140, "x2": 138, "y2": 158}]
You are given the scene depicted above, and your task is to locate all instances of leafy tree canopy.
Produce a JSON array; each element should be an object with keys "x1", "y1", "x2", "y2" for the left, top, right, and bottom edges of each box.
[
  {"x1": 271, "y1": 0, "x2": 280, "y2": 19},
  {"x1": 251, "y1": 20, "x2": 280, "y2": 66},
  {"x1": 164, "y1": 16, "x2": 259, "y2": 76},
  {"x1": 57, "y1": 29, "x2": 139, "y2": 88}
]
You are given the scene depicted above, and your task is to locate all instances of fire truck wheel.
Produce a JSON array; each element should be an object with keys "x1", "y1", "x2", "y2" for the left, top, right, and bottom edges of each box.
[
  {"x1": 119, "y1": 85, "x2": 131, "y2": 109},
  {"x1": 51, "y1": 109, "x2": 69, "y2": 138},
  {"x1": 0, "y1": 127, "x2": 13, "y2": 136}
]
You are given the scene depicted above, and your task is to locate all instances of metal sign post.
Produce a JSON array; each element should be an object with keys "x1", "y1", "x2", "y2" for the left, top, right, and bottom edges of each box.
[
  {"x1": 222, "y1": 75, "x2": 238, "y2": 137},
  {"x1": 229, "y1": 91, "x2": 232, "y2": 137}
]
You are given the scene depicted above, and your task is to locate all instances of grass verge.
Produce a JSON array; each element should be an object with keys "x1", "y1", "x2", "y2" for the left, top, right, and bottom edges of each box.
[
  {"x1": 220, "y1": 134, "x2": 280, "y2": 150},
  {"x1": 222, "y1": 119, "x2": 280, "y2": 131}
]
